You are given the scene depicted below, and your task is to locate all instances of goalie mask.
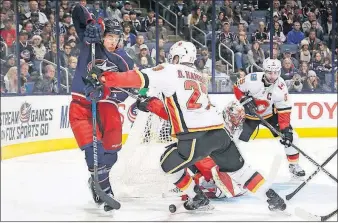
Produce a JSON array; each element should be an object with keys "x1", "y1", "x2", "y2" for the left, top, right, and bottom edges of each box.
[
  {"x1": 168, "y1": 41, "x2": 197, "y2": 64},
  {"x1": 222, "y1": 100, "x2": 246, "y2": 135},
  {"x1": 262, "y1": 58, "x2": 281, "y2": 84}
]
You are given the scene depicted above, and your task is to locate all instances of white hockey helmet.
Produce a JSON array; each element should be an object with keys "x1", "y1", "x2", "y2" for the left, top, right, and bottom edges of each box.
[
  {"x1": 168, "y1": 41, "x2": 197, "y2": 64},
  {"x1": 222, "y1": 100, "x2": 246, "y2": 135},
  {"x1": 262, "y1": 58, "x2": 282, "y2": 84}
]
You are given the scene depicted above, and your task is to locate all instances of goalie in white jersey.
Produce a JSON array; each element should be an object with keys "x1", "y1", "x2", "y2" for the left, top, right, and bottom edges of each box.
[
  {"x1": 233, "y1": 58, "x2": 305, "y2": 177},
  {"x1": 85, "y1": 41, "x2": 287, "y2": 212}
]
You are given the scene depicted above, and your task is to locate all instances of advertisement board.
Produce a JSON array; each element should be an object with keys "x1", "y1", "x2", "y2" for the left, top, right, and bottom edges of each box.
[{"x1": 1, "y1": 94, "x2": 336, "y2": 159}]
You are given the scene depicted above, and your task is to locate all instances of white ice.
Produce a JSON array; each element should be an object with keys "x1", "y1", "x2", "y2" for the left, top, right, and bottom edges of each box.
[{"x1": 1, "y1": 138, "x2": 337, "y2": 221}]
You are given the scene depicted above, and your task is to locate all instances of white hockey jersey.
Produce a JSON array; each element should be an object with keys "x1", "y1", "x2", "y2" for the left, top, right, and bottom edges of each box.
[
  {"x1": 234, "y1": 72, "x2": 292, "y2": 120},
  {"x1": 141, "y1": 63, "x2": 224, "y2": 136}
]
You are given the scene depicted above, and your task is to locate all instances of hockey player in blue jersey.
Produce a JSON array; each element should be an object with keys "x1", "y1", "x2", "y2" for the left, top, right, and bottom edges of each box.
[{"x1": 69, "y1": 1, "x2": 135, "y2": 211}]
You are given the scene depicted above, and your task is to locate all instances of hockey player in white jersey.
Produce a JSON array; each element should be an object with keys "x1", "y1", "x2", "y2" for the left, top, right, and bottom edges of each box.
[
  {"x1": 85, "y1": 41, "x2": 287, "y2": 212},
  {"x1": 233, "y1": 58, "x2": 305, "y2": 177}
]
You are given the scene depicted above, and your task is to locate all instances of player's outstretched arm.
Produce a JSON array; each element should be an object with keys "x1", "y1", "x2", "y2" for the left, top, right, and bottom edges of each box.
[
  {"x1": 100, "y1": 69, "x2": 147, "y2": 89},
  {"x1": 137, "y1": 97, "x2": 169, "y2": 121}
]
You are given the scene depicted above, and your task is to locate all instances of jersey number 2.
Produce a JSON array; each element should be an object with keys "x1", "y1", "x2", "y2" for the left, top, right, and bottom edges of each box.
[{"x1": 184, "y1": 80, "x2": 207, "y2": 110}]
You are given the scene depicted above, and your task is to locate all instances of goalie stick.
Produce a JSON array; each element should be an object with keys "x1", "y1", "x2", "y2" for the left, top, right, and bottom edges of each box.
[
  {"x1": 295, "y1": 208, "x2": 338, "y2": 221},
  {"x1": 90, "y1": 43, "x2": 121, "y2": 210},
  {"x1": 247, "y1": 107, "x2": 338, "y2": 183},
  {"x1": 286, "y1": 149, "x2": 337, "y2": 200}
]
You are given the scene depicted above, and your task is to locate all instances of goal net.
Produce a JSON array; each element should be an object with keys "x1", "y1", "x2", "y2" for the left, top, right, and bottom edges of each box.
[{"x1": 109, "y1": 100, "x2": 176, "y2": 199}]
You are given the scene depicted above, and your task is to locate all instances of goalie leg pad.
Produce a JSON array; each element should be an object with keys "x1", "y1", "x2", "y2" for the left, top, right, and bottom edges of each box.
[{"x1": 227, "y1": 162, "x2": 265, "y2": 193}]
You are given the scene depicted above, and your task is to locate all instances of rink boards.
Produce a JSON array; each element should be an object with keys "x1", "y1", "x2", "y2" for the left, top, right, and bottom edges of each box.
[{"x1": 1, "y1": 94, "x2": 337, "y2": 160}]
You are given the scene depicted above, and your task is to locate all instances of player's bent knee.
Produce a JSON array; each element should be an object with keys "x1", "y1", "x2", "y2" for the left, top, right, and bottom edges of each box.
[
  {"x1": 213, "y1": 142, "x2": 244, "y2": 172},
  {"x1": 160, "y1": 149, "x2": 188, "y2": 174}
]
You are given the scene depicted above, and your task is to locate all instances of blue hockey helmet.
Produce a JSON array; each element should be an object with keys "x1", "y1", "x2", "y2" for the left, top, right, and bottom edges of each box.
[{"x1": 103, "y1": 18, "x2": 122, "y2": 36}]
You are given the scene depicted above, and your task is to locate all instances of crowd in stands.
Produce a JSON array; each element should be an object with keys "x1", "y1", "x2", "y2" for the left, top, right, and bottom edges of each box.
[{"x1": 0, "y1": 0, "x2": 337, "y2": 95}]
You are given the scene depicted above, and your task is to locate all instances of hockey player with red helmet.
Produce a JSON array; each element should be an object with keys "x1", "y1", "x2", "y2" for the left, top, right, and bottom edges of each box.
[{"x1": 70, "y1": 1, "x2": 134, "y2": 211}]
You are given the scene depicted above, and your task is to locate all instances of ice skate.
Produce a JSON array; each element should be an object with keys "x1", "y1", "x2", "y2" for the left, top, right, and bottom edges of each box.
[
  {"x1": 183, "y1": 185, "x2": 213, "y2": 211},
  {"x1": 88, "y1": 177, "x2": 104, "y2": 205},
  {"x1": 289, "y1": 163, "x2": 306, "y2": 177},
  {"x1": 266, "y1": 189, "x2": 287, "y2": 211}
]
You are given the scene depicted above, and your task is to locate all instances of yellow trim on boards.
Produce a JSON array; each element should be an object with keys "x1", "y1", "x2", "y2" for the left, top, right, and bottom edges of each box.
[{"x1": 1, "y1": 128, "x2": 336, "y2": 160}]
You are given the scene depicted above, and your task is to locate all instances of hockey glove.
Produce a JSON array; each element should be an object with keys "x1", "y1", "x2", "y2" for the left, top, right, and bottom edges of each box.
[
  {"x1": 84, "y1": 82, "x2": 104, "y2": 102},
  {"x1": 136, "y1": 96, "x2": 151, "y2": 112},
  {"x1": 87, "y1": 66, "x2": 104, "y2": 84},
  {"x1": 84, "y1": 23, "x2": 102, "y2": 44},
  {"x1": 240, "y1": 95, "x2": 257, "y2": 114},
  {"x1": 280, "y1": 127, "x2": 293, "y2": 147}
]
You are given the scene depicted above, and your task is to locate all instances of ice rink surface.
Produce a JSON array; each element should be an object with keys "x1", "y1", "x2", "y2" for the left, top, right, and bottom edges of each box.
[{"x1": 1, "y1": 138, "x2": 337, "y2": 221}]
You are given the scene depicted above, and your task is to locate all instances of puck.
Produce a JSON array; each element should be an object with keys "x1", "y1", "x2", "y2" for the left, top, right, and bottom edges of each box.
[{"x1": 169, "y1": 204, "x2": 177, "y2": 213}]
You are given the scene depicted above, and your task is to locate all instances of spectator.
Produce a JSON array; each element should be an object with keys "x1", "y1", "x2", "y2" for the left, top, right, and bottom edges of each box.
[
  {"x1": 122, "y1": 23, "x2": 136, "y2": 48},
  {"x1": 247, "y1": 41, "x2": 265, "y2": 72},
  {"x1": 188, "y1": 6, "x2": 202, "y2": 27},
  {"x1": 15, "y1": 30, "x2": 35, "y2": 62},
  {"x1": 129, "y1": 10, "x2": 141, "y2": 33},
  {"x1": 299, "y1": 39, "x2": 311, "y2": 63},
  {"x1": 233, "y1": 5, "x2": 249, "y2": 26},
  {"x1": 218, "y1": 22, "x2": 237, "y2": 61},
  {"x1": 200, "y1": 46, "x2": 212, "y2": 74},
  {"x1": 141, "y1": 9, "x2": 156, "y2": 32},
  {"x1": 323, "y1": 14, "x2": 333, "y2": 35},
  {"x1": 121, "y1": 13, "x2": 137, "y2": 37},
  {"x1": 121, "y1": 1, "x2": 132, "y2": 15},
  {"x1": 195, "y1": 14, "x2": 209, "y2": 44},
  {"x1": 298, "y1": 61, "x2": 310, "y2": 79},
  {"x1": 30, "y1": 12, "x2": 44, "y2": 35},
  {"x1": 60, "y1": 0, "x2": 71, "y2": 14},
  {"x1": 233, "y1": 31, "x2": 250, "y2": 71},
  {"x1": 25, "y1": 0, "x2": 48, "y2": 25},
  {"x1": 62, "y1": 13, "x2": 73, "y2": 29},
  {"x1": 287, "y1": 21, "x2": 304, "y2": 44},
  {"x1": 316, "y1": 42, "x2": 332, "y2": 60},
  {"x1": 302, "y1": 12, "x2": 323, "y2": 34},
  {"x1": 281, "y1": 58, "x2": 298, "y2": 80},
  {"x1": 158, "y1": 48, "x2": 167, "y2": 63},
  {"x1": 31, "y1": 35, "x2": 46, "y2": 69},
  {"x1": 287, "y1": 73, "x2": 304, "y2": 93},
  {"x1": 126, "y1": 35, "x2": 144, "y2": 60},
  {"x1": 305, "y1": 20, "x2": 324, "y2": 41},
  {"x1": 22, "y1": 21, "x2": 34, "y2": 39},
  {"x1": 33, "y1": 64, "x2": 58, "y2": 93},
  {"x1": 63, "y1": 43, "x2": 73, "y2": 66},
  {"x1": 66, "y1": 25, "x2": 79, "y2": 44},
  {"x1": 135, "y1": 44, "x2": 154, "y2": 69},
  {"x1": 2, "y1": 1, "x2": 14, "y2": 16},
  {"x1": 67, "y1": 37, "x2": 79, "y2": 56},
  {"x1": 303, "y1": 70, "x2": 321, "y2": 92},
  {"x1": 282, "y1": 11, "x2": 294, "y2": 36},
  {"x1": 0, "y1": 10, "x2": 7, "y2": 30},
  {"x1": 43, "y1": 41, "x2": 66, "y2": 67},
  {"x1": 252, "y1": 22, "x2": 269, "y2": 44},
  {"x1": 150, "y1": 38, "x2": 165, "y2": 60},
  {"x1": 38, "y1": 0, "x2": 52, "y2": 18},
  {"x1": 106, "y1": 0, "x2": 122, "y2": 22},
  {"x1": 63, "y1": 56, "x2": 77, "y2": 91},
  {"x1": 170, "y1": 0, "x2": 189, "y2": 35},
  {"x1": 147, "y1": 18, "x2": 168, "y2": 42},
  {"x1": 271, "y1": 21, "x2": 286, "y2": 44},
  {"x1": 0, "y1": 19, "x2": 16, "y2": 49},
  {"x1": 215, "y1": 12, "x2": 226, "y2": 31},
  {"x1": 4, "y1": 66, "x2": 22, "y2": 93},
  {"x1": 282, "y1": 49, "x2": 299, "y2": 69},
  {"x1": 304, "y1": 29, "x2": 321, "y2": 53},
  {"x1": 220, "y1": 0, "x2": 233, "y2": 18},
  {"x1": 2, "y1": 54, "x2": 16, "y2": 75},
  {"x1": 90, "y1": 1, "x2": 105, "y2": 22}
]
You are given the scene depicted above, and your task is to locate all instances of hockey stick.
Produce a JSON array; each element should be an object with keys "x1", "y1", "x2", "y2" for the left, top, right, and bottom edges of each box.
[
  {"x1": 249, "y1": 109, "x2": 337, "y2": 183},
  {"x1": 286, "y1": 149, "x2": 338, "y2": 200},
  {"x1": 90, "y1": 43, "x2": 121, "y2": 210},
  {"x1": 295, "y1": 207, "x2": 338, "y2": 221}
]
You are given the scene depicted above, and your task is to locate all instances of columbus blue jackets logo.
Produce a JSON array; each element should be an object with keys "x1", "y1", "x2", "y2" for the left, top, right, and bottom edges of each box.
[
  {"x1": 127, "y1": 102, "x2": 138, "y2": 123},
  {"x1": 87, "y1": 59, "x2": 119, "y2": 72},
  {"x1": 19, "y1": 102, "x2": 32, "y2": 123}
]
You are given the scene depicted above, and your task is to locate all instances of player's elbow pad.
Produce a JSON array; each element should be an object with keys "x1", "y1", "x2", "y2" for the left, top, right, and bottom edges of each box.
[{"x1": 101, "y1": 70, "x2": 146, "y2": 89}]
